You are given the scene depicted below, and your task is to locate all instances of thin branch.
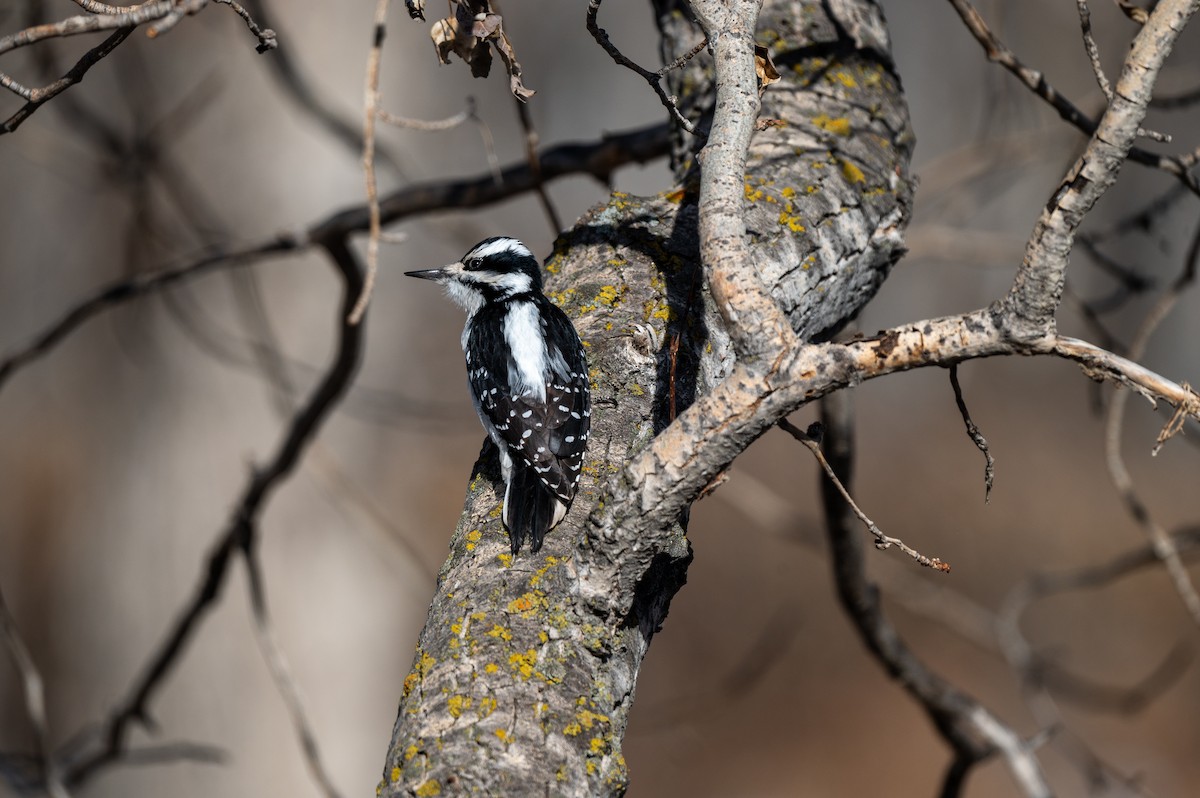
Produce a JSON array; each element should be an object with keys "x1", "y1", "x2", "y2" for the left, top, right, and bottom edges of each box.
[
  {"x1": 350, "y1": 0, "x2": 389, "y2": 326},
  {"x1": 0, "y1": 0, "x2": 274, "y2": 135},
  {"x1": 1152, "y1": 83, "x2": 1200, "y2": 109},
  {"x1": 1002, "y1": 0, "x2": 1200, "y2": 340},
  {"x1": 945, "y1": 0, "x2": 1199, "y2": 196},
  {"x1": 815, "y1": 392, "x2": 1051, "y2": 798},
  {"x1": 376, "y1": 106, "x2": 471, "y2": 131},
  {"x1": 0, "y1": 582, "x2": 70, "y2": 798},
  {"x1": 586, "y1": 0, "x2": 703, "y2": 134},
  {"x1": 513, "y1": 96, "x2": 562, "y2": 234},
  {"x1": 235, "y1": 0, "x2": 405, "y2": 174},
  {"x1": 1077, "y1": 0, "x2": 1113, "y2": 101},
  {"x1": 1113, "y1": 0, "x2": 1150, "y2": 23},
  {"x1": 0, "y1": 123, "x2": 669, "y2": 398},
  {"x1": 241, "y1": 540, "x2": 343, "y2": 798},
  {"x1": 211, "y1": 0, "x2": 276, "y2": 52},
  {"x1": 1103, "y1": 219, "x2": 1200, "y2": 627},
  {"x1": 948, "y1": 364, "x2": 995, "y2": 503},
  {"x1": 1076, "y1": 0, "x2": 1169, "y2": 142},
  {"x1": 0, "y1": 26, "x2": 133, "y2": 134},
  {"x1": 61, "y1": 239, "x2": 365, "y2": 787},
  {"x1": 779, "y1": 417, "x2": 951, "y2": 571}
]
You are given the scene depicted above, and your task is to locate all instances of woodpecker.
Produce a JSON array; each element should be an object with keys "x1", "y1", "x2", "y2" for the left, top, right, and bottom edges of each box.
[{"x1": 405, "y1": 237, "x2": 591, "y2": 554}]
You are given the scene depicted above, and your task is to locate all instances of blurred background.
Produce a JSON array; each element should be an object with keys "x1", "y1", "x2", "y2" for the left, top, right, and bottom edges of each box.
[{"x1": 1, "y1": 0, "x2": 1198, "y2": 795}]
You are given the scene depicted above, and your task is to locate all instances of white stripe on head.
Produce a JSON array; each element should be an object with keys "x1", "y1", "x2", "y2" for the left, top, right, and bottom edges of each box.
[{"x1": 468, "y1": 238, "x2": 532, "y2": 261}]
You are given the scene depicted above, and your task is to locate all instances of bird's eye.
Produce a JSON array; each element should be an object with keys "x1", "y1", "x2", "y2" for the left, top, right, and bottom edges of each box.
[{"x1": 465, "y1": 257, "x2": 483, "y2": 271}]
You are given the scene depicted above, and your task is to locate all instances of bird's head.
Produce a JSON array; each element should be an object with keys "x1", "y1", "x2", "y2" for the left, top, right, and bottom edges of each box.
[{"x1": 405, "y1": 237, "x2": 542, "y2": 314}]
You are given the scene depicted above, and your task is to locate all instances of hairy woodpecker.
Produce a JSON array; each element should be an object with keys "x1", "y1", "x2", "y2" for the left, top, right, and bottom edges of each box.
[{"x1": 405, "y1": 237, "x2": 591, "y2": 554}]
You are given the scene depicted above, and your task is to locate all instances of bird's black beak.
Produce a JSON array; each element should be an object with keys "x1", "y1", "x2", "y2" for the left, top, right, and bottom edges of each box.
[
  {"x1": 405, "y1": 261, "x2": 464, "y2": 282},
  {"x1": 404, "y1": 267, "x2": 446, "y2": 281}
]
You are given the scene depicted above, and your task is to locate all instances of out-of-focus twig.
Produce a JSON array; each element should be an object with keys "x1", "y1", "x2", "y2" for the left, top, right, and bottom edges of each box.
[
  {"x1": 1103, "y1": 221, "x2": 1200, "y2": 626},
  {"x1": 242, "y1": 540, "x2": 343, "y2": 798},
  {"x1": 0, "y1": 122, "x2": 670, "y2": 399},
  {"x1": 513, "y1": 96, "x2": 562, "y2": 234},
  {"x1": 351, "y1": 0, "x2": 389, "y2": 327},
  {"x1": 60, "y1": 238, "x2": 365, "y2": 788},
  {"x1": 0, "y1": 582, "x2": 70, "y2": 798}
]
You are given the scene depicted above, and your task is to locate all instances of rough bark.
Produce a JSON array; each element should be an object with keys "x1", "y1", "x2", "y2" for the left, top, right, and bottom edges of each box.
[{"x1": 379, "y1": 1, "x2": 913, "y2": 794}]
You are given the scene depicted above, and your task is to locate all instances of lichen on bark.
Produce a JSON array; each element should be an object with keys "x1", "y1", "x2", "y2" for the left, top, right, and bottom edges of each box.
[{"x1": 380, "y1": 2, "x2": 914, "y2": 795}]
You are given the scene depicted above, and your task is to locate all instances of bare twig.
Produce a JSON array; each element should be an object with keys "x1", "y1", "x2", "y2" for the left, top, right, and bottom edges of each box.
[
  {"x1": 0, "y1": 0, "x2": 274, "y2": 135},
  {"x1": 513, "y1": 96, "x2": 562, "y2": 234},
  {"x1": 948, "y1": 364, "x2": 995, "y2": 502},
  {"x1": 1076, "y1": 0, "x2": 1170, "y2": 142},
  {"x1": 351, "y1": 0, "x2": 389, "y2": 327},
  {"x1": 1103, "y1": 220, "x2": 1200, "y2": 626},
  {"x1": 779, "y1": 418, "x2": 951, "y2": 571},
  {"x1": 0, "y1": 26, "x2": 133, "y2": 133},
  {"x1": 0, "y1": 582, "x2": 70, "y2": 798},
  {"x1": 376, "y1": 105, "x2": 471, "y2": 131},
  {"x1": 61, "y1": 238, "x2": 365, "y2": 787},
  {"x1": 241, "y1": 543, "x2": 343, "y2": 798},
  {"x1": 1077, "y1": 0, "x2": 1113, "y2": 101},
  {"x1": 946, "y1": 0, "x2": 1198, "y2": 195},
  {"x1": 235, "y1": 0, "x2": 406, "y2": 174},
  {"x1": 1113, "y1": 0, "x2": 1150, "y2": 23},
  {"x1": 0, "y1": 123, "x2": 670, "y2": 398},
  {"x1": 586, "y1": 0, "x2": 704, "y2": 134},
  {"x1": 815, "y1": 392, "x2": 1051, "y2": 798},
  {"x1": 211, "y1": 0, "x2": 276, "y2": 52},
  {"x1": 1152, "y1": 83, "x2": 1200, "y2": 109}
]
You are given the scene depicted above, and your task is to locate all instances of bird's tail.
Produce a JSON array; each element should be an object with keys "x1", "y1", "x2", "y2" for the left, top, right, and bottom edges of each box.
[{"x1": 503, "y1": 466, "x2": 566, "y2": 554}]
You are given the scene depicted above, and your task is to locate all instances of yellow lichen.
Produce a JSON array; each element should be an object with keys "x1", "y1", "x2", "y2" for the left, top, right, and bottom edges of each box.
[
  {"x1": 831, "y1": 70, "x2": 857, "y2": 88},
  {"x1": 485, "y1": 624, "x2": 513, "y2": 641},
  {"x1": 494, "y1": 728, "x2": 510, "y2": 742},
  {"x1": 415, "y1": 780, "x2": 441, "y2": 797},
  {"x1": 464, "y1": 529, "x2": 483, "y2": 552},
  {"x1": 576, "y1": 709, "x2": 609, "y2": 730},
  {"x1": 812, "y1": 114, "x2": 851, "y2": 136},
  {"x1": 447, "y1": 695, "x2": 470, "y2": 718},
  {"x1": 390, "y1": 767, "x2": 402, "y2": 783},
  {"x1": 484, "y1": 662, "x2": 499, "y2": 674},
  {"x1": 509, "y1": 648, "x2": 538, "y2": 679},
  {"x1": 840, "y1": 159, "x2": 865, "y2": 184},
  {"x1": 477, "y1": 696, "x2": 497, "y2": 718},
  {"x1": 778, "y1": 208, "x2": 806, "y2": 233},
  {"x1": 589, "y1": 737, "x2": 605, "y2": 754}
]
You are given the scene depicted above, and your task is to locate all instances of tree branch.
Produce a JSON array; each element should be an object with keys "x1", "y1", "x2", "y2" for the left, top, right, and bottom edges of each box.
[{"x1": 60, "y1": 239, "x2": 364, "y2": 787}]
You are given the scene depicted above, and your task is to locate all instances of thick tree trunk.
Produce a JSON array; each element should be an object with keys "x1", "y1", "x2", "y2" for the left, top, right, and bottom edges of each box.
[{"x1": 379, "y1": 1, "x2": 914, "y2": 794}]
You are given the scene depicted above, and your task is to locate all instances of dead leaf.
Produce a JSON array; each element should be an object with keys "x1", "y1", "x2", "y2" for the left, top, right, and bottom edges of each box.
[
  {"x1": 423, "y1": 1, "x2": 534, "y2": 101},
  {"x1": 754, "y1": 44, "x2": 780, "y2": 95}
]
